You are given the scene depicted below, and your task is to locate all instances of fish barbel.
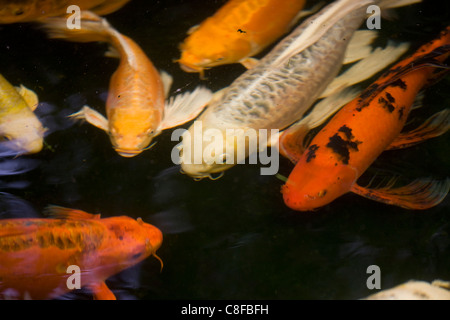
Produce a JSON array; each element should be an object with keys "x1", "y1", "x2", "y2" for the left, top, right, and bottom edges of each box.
[{"x1": 0, "y1": 206, "x2": 163, "y2": 300}]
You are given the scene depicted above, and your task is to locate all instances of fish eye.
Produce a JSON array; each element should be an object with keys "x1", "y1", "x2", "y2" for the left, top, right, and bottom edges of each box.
[
  {"x1": 0, "y1": 135, "x2": 12, "y2": 142},
  {"x1": 317, "y1": 190, "x2": 327, "y2": 198}
]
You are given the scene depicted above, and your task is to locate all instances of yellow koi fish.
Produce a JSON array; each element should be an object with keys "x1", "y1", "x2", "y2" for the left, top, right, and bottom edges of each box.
[
  {"x1": 177, "y1": 0, "x2": 309, "y2": 76},
  {"x1": 41, "y1": 11, "x2": 212, "y2": 157},
  {"x1": 0, "y1": 0, "x2": 131, "y2": 24},
  {"x1": 0, "y1": 74, "x2": 45, "y2": 155}
]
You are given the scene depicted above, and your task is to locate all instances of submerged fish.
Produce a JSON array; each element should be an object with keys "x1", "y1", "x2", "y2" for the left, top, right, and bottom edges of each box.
[
  {"x1": 179, "y1": 0, "x2": 418, "y2": 179},
  {"x1": 0, "y1": 206, "x2": 163, "y2": 300},
  {"x1": 364, "y1": 280, "x2": 450, "y2": 300},
  {"x1": 0, "y1": 74, "x2": 45, "y2": 155},
  {"x1": 281, "y1": 26, "x2": 450, "y2": 211},
  {"x1": 41, "y1": 11, "x2": 212, "y2": 157},
  {"x1": 0, "y1": 0, "x2": 131, "y2": 24},
  {"x1": 177, "y1": 0, "x2": 309, "y2": 76}
]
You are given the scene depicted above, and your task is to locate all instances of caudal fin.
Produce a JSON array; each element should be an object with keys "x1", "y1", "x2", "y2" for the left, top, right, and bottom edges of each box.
[{"x1": 39, "y1": 10, "x2": 115, "y2": 44}]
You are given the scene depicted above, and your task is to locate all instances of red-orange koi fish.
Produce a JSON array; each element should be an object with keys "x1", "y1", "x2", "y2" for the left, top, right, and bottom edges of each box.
[
  {"x1": 0, "y1": 206, "x2": 163, "y2": 300},
  {"x1": 281, "y1": 27, "x2": 450, "y2": 211}
]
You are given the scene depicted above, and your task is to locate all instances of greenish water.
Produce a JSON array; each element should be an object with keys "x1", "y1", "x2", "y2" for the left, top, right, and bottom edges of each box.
[{"x1": 0, "y1": 0, "x2": 449, "y2": 300}]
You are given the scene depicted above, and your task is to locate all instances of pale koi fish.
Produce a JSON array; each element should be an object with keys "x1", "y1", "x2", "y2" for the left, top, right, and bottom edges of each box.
[{"x1": 40, "y1": 11, "x2": 212, "y2": 157}]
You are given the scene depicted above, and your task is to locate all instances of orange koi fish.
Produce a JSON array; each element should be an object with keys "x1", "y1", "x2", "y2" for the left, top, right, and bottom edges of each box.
[
  {"x1": 177, "y1": 0, "x2": 309, "y2": 76},
  {"x1": 41, "y1": 11, "x2": 212, "y2": 157},
  {"x1": 0, "y1": 0, "x2": 131, "y2": 24},
  {"x1": 0, "y1": 206, "x2": 163, "y2": 300},
  {"x1": 281, "y1": 27, "x2": 450, "y2": 211}
]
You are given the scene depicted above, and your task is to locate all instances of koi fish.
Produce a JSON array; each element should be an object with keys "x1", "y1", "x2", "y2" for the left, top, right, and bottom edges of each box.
[
  {"x1": 0, "y1": 0, "x2": 131, "y2": 24},
  {"x1": 364, "y1": 280, "x2": 450, "y2": 300},
  {"x1": 177, "y1": 0, "x2": 310, "y2": 76},
  {"x1": 0, "y1": 206, "x2": 163, "y2": 300},
  {"x1": 179, "y1": 0, "x2": 418, "y2": 179},
  {"x1": 0, "y1": 74, "x2": 45, "y2": 155},
  {"x1": 280, "y1": 27, "x2": 450, "y2": 211},
  {"x1": 40, "y1": 11, "x2": 212, "y2": 157}
]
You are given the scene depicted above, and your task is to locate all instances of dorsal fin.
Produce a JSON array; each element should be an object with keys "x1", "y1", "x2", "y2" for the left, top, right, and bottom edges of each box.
[{"x1": 44, "y1": 205, "x2": 101, "y2": 220}]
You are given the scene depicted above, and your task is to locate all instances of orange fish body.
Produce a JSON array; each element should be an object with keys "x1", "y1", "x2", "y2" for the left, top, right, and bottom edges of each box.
[
  {"x1": 178, "y1": 0, "x2": 307, "y2": 75},
  {"x1": 0, "y1": 206, "x2": 163, "y2": 300},
  {"x1": 42, "y1": 11, "x2": 212, "y2": 157},
  {"x1": 281, "y1": 27, "x2": 450, "y2": 211},
  {"x1": 0, "y1": 0, "x2": 131, "y2": 24},
  {"x1": 104, "y1": 32, "x2": 166, "y2": 157}
]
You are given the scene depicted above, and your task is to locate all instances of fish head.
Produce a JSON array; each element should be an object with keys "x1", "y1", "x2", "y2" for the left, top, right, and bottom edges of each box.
[
  {"x1": 282, "y1": 160, "x2": 358, "y2": 211},
  {"x1": 105, "y1": 217, "x2": 163, "y2": 270},
  {"x1": 0, "y1": 113, "x2": 45, "y2": 155},
  {"x1": 109, "y1": 112, "x2": 161, "y2": 157},
  {"x1": 178, "y1": 32, "x2": 251, "y2": 74},
  {"x1": 179, "y1": 123, "x2": 257, "y2": 180}
]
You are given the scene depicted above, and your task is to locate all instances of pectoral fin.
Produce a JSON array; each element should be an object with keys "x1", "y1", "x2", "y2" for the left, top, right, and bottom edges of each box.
[
  {"x1": 240, "y1": 57, "x2": 259, "y2": 69},
  {"x1": 69, "y1": 106, "x2": 109, "y2": 132},
  {"x1": 187, "y1": 24, "x2": 199, "y2": 35},
  {"x1": 279, "y1": 124, "x2": 309, "y2": 164},
  {"x1": 44, "y1": 205, "x2": 101, "y2": 220},
  {"x1": 160, "y1": 70, "x2": 173, "y2": 99},
  {"x1": 159, "y1": 86, "x2": 213, "y2": 130},
  {"x1": 89, "y1": 281, "x2": 116, "y2": 300},
  {"x1": 320, "y1": 41, "x2": 410, "y2": 98},
  {"x1": 351, "y1": 178, "x2": 450, "y2": 210},
  {"x1": 387, "y1": 109, "x2": 450, "y2": 150},
  {"x1": 16, "y1": 85, "x2": 39, "y2": 111}
]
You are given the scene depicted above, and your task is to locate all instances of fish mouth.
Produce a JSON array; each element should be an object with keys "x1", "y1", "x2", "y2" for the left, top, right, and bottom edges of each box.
[
  {"x1": 114, "y1": 148, "x2": 142, "y2": 158},
  {"x1": 179, "y1": 63, "x2": 203, "y2": 73}
]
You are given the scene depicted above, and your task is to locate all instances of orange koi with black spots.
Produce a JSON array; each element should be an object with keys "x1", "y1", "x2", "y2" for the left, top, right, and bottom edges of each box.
[{"x1": 281, "y1": 27, "x2": 450, "y2": 211}]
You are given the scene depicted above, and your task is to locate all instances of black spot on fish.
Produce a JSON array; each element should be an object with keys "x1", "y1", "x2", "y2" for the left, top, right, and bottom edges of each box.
[
  {"x1": 305, "y1": 144, "x2": 319, "y2": 163},
  {"x1": 378, "y1": 96, "x2": 395, "y2": 113},
  {"x1": 326, "y1": 134, "x2": 361, "y2": 165},
  {"x1": 385, "y1": 92, "x2": 396, "y2": 103},
  {"x1": 390, "y1": 79, "x2": 407, "y2": 90},
  {"x1": 338, "y1": 125, "x2": 354, "y2": 140},
  {"x1": 237, "y1": 29, "x2": 246, "y2": 33},
  {"x1": 359, "y1": 83, "x2": 379, "y2": 100}
]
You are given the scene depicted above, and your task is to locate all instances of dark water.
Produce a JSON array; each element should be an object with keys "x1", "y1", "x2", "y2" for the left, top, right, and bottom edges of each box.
[{"x1": 0, "y1": 0, "x2": 449, "y2": 300}]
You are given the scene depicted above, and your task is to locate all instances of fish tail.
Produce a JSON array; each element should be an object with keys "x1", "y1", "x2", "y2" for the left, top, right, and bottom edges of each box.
[{"x1": 39, "y1": 10, "x2": 117, "y2": 45}]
